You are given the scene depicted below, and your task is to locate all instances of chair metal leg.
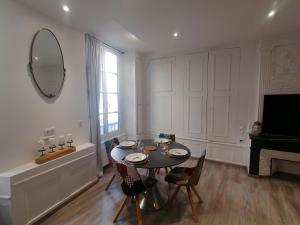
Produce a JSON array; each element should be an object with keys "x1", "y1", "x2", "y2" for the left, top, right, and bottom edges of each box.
[
  {"x1": 191, "y1": 186, "x2": 203, "y2": 203},
  {"x1": 164, "y1": 167, "x2": 168, "y2": 174},
  {"x1": 113, "y1": 196, "x2": 129, "y2": 222},
  {"x1": 135, "y1": 195, "x2": 143, "y2": 225},
  {"x1": 105, "y1": 174, "x2": 116, "y2": 191},
  {"x1": 143, "y1": 192, "x2": 152, "y2": 204},
  {"x1": 156, "y1": 168, "x2": 160, "y2": 174},
  {"x1": 169, "y1": 185, "x2": 181, "y2": 205},
  {"x1": 186, "y1": 185, "x2": 198, "y2": 221},
  {"x1": 131, "y1": 196, "x2": 135, "y2": 204}
]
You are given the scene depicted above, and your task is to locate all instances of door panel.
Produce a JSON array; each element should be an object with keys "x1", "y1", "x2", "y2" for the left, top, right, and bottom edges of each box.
[
  {"x1": 184, "y1": 52, "x2": 208, "y2": 139},
  {"x1": 148, "y1": 94, "x2": 172, "y2": 131},
  {"x1": 149, "y1": 58, "x2": 173, "y2": 92},
  {"x1": 214, "y1": 54, "x2": 232, "y2": 91},
  {"x1": 207, "y1": 48, "x2": 240, "y2": 143},
  {"x1": 212, "y1": 95, "x2": 230, "y2": 137},
  {"x1": 146, "y1": 57, "x2": 175, "y2": 133},
  {"x1": 188, "y1": 96, "x2": 203, "y2": 133}
]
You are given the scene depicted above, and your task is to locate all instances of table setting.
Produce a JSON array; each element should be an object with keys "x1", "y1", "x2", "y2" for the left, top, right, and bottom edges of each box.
[
  {"x1": 110, "y1": 138, "x2": 191, "y2": 211},
  {"x1": 115, "y1": 139, "x2": 189, "y2": 166}
]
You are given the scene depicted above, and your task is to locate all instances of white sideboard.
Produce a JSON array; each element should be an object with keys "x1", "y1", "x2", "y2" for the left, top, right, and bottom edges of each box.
[{"x1": 0, "y1": 143, "x2": 98, "y2": 225}]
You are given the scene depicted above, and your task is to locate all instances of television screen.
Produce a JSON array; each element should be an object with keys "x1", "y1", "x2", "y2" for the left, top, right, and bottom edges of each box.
[{"x1": 262, "y1": 94, "x2": 300, "y2": 137}]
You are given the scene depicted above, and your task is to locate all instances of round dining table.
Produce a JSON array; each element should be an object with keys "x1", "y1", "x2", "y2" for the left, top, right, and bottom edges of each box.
[{"x1": 111, "y1": 139, "x2": 191, "y2": 211}]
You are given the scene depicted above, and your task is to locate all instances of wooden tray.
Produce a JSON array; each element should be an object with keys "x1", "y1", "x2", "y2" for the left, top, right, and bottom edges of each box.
[
  {"x1": 144, "y1": 146, "x2": 157, "y2": 151},
  {"x1": 35, "y1": 146, "x2": 76, "y2": 164}
]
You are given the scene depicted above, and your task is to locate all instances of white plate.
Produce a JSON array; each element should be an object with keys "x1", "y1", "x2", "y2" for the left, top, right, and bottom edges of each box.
[
  {"x1": 119, "y1": 141, "x2": 136, "y2": 148},
  {"x1": 168, "y1": 148, "x2": 188, "y2": 157},
  {"x1": 154, "y1": 138, "x2": 170, "y2": 144},
  {"x1": 125, "y1": 153, "x2": 147, "y2": 163}
]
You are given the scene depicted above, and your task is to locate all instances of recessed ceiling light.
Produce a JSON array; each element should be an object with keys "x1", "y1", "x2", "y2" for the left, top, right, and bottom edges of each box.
[
  {"x1": 173, "y1": 32, "x2": 178, "y2": 37},
  {"x1": 268, "y1": 10, "x2": 275, "y2": 17},
  {"x1": 34, "y1": 56, "x2": 38, "y2": 60},
  {"x1": 63, "y1": 5, "x2": 70, "y2": 12}
]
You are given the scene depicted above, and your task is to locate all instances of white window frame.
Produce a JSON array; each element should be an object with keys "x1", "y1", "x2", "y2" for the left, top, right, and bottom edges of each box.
[{"x1": 100, "y1": 45, "x2": 121, "y2": 140}]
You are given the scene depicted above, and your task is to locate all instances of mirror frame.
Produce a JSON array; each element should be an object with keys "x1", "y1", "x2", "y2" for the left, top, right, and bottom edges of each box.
[{"x1": 28, "y1": 28, "x2": 66, "y2": 99}]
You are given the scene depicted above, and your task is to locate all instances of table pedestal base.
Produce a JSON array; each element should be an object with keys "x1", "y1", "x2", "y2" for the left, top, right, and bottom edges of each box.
[{"x1": 140, "y1": 168, "x2": 167, "y2": 211}]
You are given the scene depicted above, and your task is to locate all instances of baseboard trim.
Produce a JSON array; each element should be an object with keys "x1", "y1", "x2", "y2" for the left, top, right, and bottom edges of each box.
[
  {"x1": 205, "y1": 158, "x2": 247, "y2": 169},
  {"x1": 142, "y1": 132, "x2": 250, "y2": 148},
  {"x1": 31, "y1": 178, "x2": 99, "y2": 225},
  {"x1": 176, "y1": 136, "x2": 250, "y2": 148},
  {"x1": 0, "y1": 195, "x2": 10, "y2": 200}
]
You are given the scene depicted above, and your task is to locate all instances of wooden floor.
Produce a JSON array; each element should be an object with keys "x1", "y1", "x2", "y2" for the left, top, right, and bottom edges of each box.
[{"x1": 38, "y1": 160, "x2": 300, "y2": 225}]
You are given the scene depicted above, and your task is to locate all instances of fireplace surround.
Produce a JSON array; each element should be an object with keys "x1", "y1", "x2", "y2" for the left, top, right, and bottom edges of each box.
[{"x1": 249, "y1": 134, "x2": 300, "y2": 176}]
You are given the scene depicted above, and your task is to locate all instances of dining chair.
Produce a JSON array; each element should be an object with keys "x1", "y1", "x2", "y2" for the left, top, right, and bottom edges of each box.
[
  {"x1": 104, "y1": 137, "x2": 120, "y2": 190},
  {"x1": 113, "y1": 161, "x2": 157, "y2": 225},
  {"x1": 165, "y1": 149, "x2": 206, "y2": 221},
  {"x1": 156, "y1": 133, "x2": 176, "y2": 174}
]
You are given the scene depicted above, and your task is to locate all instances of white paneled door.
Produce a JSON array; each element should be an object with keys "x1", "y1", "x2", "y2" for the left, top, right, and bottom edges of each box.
[
  {"x1": 184, "y1": 52, "x2": 208, "y2": 139},
  {"x1": 146, "y1": 57, "x2": 175, "y2": 133},
  {"x1": 207, "y1": 48, "x2": 240, "y2": 143},
  {"x1": 145, "y1": 49, "x2": 240, "y2": 144}
]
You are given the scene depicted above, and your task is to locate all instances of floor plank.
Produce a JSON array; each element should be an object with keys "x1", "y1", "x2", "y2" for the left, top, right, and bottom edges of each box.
[{"x1": 38, "y1": 160, "x2": 300, "y2": 225}]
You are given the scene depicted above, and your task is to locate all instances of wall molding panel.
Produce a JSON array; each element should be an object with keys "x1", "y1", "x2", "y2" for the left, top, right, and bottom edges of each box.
[
  {"x1": 142, "y1": 48, "x2": 253, "y2": 166},
  {"x1": 187, "y1": 96, "x2": 203, "y2": 134},
  {"x1": 145, "y1": 57, "x2": 175, "y2": 134},
  {"x1": 148, "y1": 94, "x2": 173, "y2": 131},
  {"x1": 148, "y1": 58, "x2": 174, "y2": 92},
  {"x1": 207, "y1": 48, "x2": 240, "y2": 143},
  {"x1": 184, "y1": 52, "x2": 208, "y2": 139}
]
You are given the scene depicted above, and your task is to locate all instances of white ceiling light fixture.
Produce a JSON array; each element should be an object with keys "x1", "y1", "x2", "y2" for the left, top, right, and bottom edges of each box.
[
  {"x1": 268, "y1": 10, "x2": 275, "y2": 17},
  {"x1": 62, "y1": 5, "x2": 70, "y2": 12},
  {"x1": 173, "y1": 32, "x2": 178, "y2": 37}
]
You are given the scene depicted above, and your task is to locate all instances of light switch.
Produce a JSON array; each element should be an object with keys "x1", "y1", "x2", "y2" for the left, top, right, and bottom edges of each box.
[{"x1": 239, "y1": 126, "x2": 245, "y2": 134}]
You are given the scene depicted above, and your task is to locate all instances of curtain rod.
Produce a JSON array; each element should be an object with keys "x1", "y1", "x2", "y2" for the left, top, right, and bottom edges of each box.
[
  {"x1": 102, "y1": 42, "x2": 125, "y2": 54},
  {"x1": 85, "y1": 33, "x2": 125, "y2": 54}
]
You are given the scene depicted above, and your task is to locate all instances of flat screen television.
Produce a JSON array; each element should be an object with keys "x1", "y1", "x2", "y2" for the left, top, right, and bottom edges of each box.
[{"x1": 262, "y1": 94, "x2": 300, "y2": 138}]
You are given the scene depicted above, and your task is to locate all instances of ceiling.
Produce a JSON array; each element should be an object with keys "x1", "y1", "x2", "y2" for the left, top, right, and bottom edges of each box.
[{"x1": 16, "y1": 0, "x2": 300, "y2": 55}]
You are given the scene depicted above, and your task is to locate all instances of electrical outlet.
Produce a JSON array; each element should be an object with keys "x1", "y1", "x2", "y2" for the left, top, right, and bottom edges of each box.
[
  {"x1": 49, "y1": 127, "x2": 55, "y2": 135},
  {"x1": 44, "y1": 128, "x2": 51, "y2": 136},
  {"x1": 43, "y1": 127, "x2": 55, "y2": 136}
]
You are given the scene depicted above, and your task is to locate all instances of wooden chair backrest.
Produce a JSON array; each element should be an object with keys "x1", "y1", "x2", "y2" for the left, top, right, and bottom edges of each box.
[{"x1": 188, "y1": 150, "x2": 206, "y2": 186}]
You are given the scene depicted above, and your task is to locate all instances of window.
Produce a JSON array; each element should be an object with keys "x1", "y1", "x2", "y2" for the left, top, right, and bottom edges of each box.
[{"x1": 100, "y1": 48, "x2": 119, "y2": 137}]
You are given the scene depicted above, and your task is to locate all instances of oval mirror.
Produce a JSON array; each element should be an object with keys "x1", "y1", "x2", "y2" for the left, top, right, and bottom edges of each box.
[{"x1": 29, "y1": 28, "x2": 66, "y2": 98}]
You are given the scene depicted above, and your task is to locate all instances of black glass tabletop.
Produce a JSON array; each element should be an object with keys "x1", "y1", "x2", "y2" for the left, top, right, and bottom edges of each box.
[{"x1": 110, "y1": 139, "x2": 191, "y2": 169}]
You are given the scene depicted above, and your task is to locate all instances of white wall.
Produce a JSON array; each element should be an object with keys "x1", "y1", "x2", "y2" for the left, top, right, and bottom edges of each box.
[
  {"x1": 119, "y1": 52, "x2": 145, "y2": 140},
  {"x1": 135, "y1": 55, "x2": 145, "y2": 137},
  {"x1": 120, "y1": 52, "x2": 137, "y2": 140},
  {"x1": 240, "y1": 43, "x2": 261, "y2": 132},
  {"x1": 140, "y1": 42, "x2": 260, "y2": 166},
  {"x1": 0, "y1": 0, "x2": 89, "y2": 173}
]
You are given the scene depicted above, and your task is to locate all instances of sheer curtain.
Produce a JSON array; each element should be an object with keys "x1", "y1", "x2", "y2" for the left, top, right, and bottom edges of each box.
[{"x1": 85, "y1": 33, "x2": 103, "y2": 177}]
